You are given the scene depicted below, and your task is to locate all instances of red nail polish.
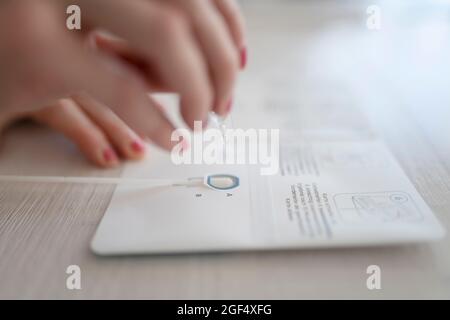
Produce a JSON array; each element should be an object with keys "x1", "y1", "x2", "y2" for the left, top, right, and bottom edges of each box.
[
  {"x1": 103, "y1": 148, "x2": 117, "y2": 163},
  {"x1": 131, "y1": 140, "x2": 145, "y2": 153},
  {"x1": 240, "y1": 47, "x2": 247, "y2": 69}
]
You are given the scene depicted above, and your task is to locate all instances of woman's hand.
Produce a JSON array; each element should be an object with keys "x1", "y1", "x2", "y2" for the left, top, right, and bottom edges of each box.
[
  {"x1": 0, "y1": 96, "x2": 148, "y2": 168},
  {"x1": 0, "y1": 0, "x2": 247, "y2": 152}
]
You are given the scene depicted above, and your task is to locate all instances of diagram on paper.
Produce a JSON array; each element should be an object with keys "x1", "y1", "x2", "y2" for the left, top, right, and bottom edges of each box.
[
  {"x1": 279, "y1": 141, "x2": 389, "y2": 177},
  {"x1": 334, "y1": 192, "x2": 423, "y2": 223}
]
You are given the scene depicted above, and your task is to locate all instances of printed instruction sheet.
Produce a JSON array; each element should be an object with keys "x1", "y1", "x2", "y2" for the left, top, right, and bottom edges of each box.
[{"x1": 91, "y1": 93, "x2": 445, "y2": 255}]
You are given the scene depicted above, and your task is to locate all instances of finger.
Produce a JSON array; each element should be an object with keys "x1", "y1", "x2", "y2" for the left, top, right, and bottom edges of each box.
[
  {"x1": 212, "y1": 0, "x2": 247, "y2": 69},
  {"x1": 89, "y1": 31, "x2": 140, "y2": 67},
  {"x1": 32, "y1": 99, "x2": 120, "y2": 168},
  {"x1": 73, "y1": 93, "x2": 178, "y2": 151},
  {"x1": 2, "y1": 0, "x2": 148, "y2": 118},
  {"x1": 77, "y1": 0, "x2": 213, "y2": 129},
  {"x1": 0, "y1": 110, "x2": 29, "y2": 134},
  {"x1": 174, "y1": 0, "x2": 239, "y2": 116},
  {"x1": 74, "y1": 94, "x2": 146, "y2": 160},
  {"x1": 87, "y1": 31, "x2": 169, "y2": 92},
  {"x1": 67, "y1": 35, "x2": 178, "y2": 150}
]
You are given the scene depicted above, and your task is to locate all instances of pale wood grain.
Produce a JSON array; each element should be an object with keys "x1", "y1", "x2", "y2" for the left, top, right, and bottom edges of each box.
[{"x1": 0, "y1": 1, "x2": 449, "y2": 299}]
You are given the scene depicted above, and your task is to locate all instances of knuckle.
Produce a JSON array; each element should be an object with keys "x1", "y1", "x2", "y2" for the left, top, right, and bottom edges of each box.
[
  {"x1": 203, "y1": 85, "x2": 214, "y2": 108},
  {"x1": 225, "y1": 51, "x2": 240, "y2": 72},
  {"x1": 8, "y1": 2, "x2": 56, "y2": 48},
  {"x1": 58, "y1": 99, "x2": 77, "y2": 113},
  {"x1": 105, "y1": 117, "x2": 128, "y2": 134},
  {"x1": 76, "y1": 124, "x2": 105, "y2": 145},
  {"x1": 226, "y1": 0, "x2": 241, "y2": 17},
  {"x1": 154, "y1": 6, "x2": 187, "y2": 39},
  {"x1": 190, "y1": 82, "x2": 214, "y2": 111},
  {"x1": 218, "y1": 51, "x2": 239, "y2": 85}
]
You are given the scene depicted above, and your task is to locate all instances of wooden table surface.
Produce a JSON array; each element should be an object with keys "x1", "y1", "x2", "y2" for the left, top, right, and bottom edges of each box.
[{"x1": 1, "y1": 1, "x2": 449, "y2": 299}]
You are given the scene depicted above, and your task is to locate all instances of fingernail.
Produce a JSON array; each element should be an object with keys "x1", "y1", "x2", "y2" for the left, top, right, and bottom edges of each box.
[
  {"x1": 103, "y1": 148, "x2": 118, "y2": 163},
  {"x1": 240, "y1": 47, "x2": 247, "y2": 69},
  {"x1": 226, "y1": 98, "x2": 233, "y2": 113},
  {"x1": 131, "y1": 140, "x2": 145, "y2": 154}
]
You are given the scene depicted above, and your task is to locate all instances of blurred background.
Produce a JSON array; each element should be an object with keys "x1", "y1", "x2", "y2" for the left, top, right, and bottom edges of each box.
[
  {"x1": 236, "y1": 0, "x2": 450, "y2": 160},
  {"x1": 1, "y1": 0, "x2": 450, "y2": 299}
]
